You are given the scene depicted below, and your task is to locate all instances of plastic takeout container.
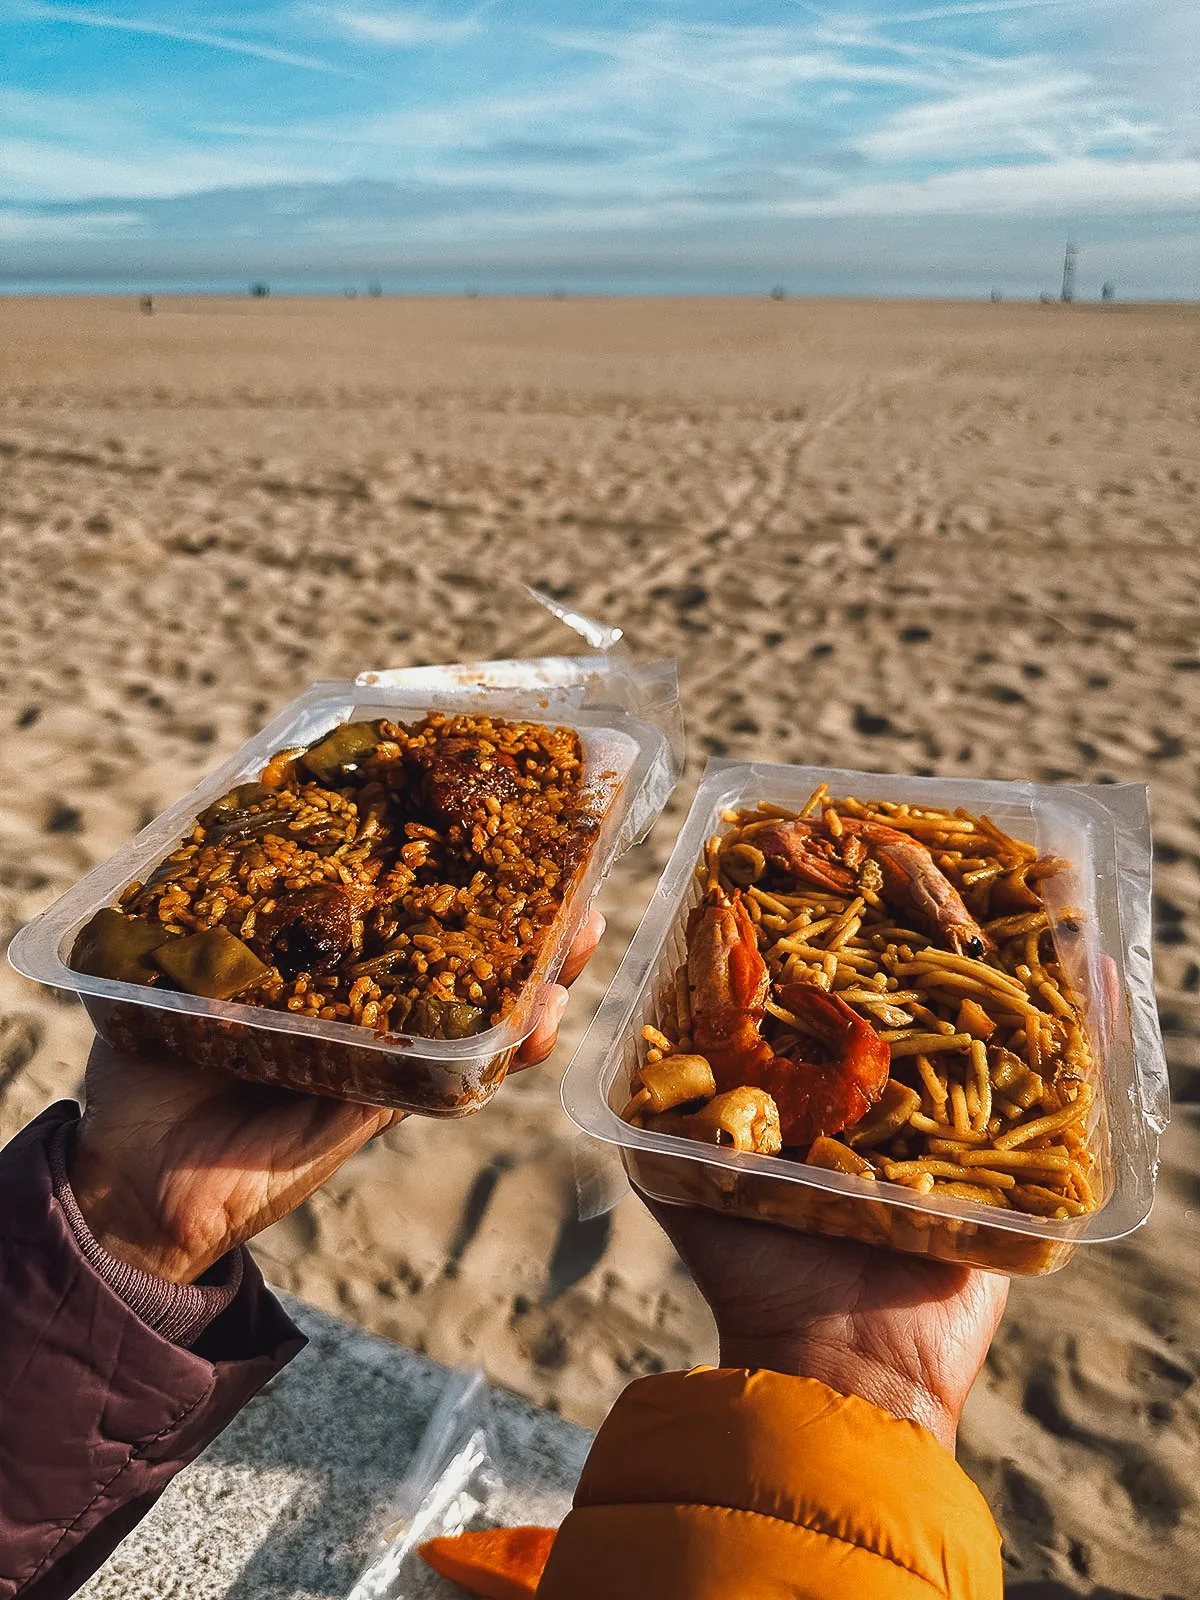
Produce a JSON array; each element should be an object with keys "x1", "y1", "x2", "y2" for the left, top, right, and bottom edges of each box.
[
  {"x1": 563, "y1": 761, "x2": 1168, "y2": 1275},
  {"x1": 9, "y1": 657, "x2": 683, "y2": 1116}
]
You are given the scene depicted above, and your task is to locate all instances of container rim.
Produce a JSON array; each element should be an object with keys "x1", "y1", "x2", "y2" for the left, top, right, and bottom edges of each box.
[
  {"x1": 8, "y1": 683, "x2": 669, "y2": 1063},
  {"x1": 562, "y1": 758, "x2": 1160, "y2": 1247}
]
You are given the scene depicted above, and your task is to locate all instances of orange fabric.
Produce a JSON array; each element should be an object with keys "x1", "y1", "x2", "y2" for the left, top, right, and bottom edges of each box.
[
  {"x1": 537, "y1": 1369, "x2": 1002, "y2": 1600},
  {"x1": 419, "y1": 1526, "x2": 555, "y2": 1599}
]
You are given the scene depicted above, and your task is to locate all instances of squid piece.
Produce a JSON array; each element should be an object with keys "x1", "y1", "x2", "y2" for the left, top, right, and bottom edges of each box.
[
  {"x1": 804, "y1": 1135, "x2": 877, "y2": 1178},
  {"x1": 649, "y1": 1086, "x2": 783, "y2": 1155},
  {"x1": 990, "y1": 856, "x2": 1068, "y2": 914},
  {"x1": 623, "y1": 1053, "x2": 717, "y2": 1120},
  {"x1": 956, "y1": 998, "x2": 997, "y2": 1040},
  {"x1": 989, "y1": 1048, "x2": 1044, "y2": 1110}
]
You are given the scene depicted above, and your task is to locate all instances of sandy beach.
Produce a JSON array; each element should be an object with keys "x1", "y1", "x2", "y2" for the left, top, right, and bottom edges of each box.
[{"x1": 2, "y1": 295, "x2": 1197, "y2": 1596}]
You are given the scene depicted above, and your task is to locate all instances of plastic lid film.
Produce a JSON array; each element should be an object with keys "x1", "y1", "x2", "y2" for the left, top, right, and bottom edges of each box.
[
  {"x1": 346, "y1": 1370, "x2": 501, "y2": 1600},
  {"x1": 357, "y1": 586, "x2": 685, "y2": 857}
]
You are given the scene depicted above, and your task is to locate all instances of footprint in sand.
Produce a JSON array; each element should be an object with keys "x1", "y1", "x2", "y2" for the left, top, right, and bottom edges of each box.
[{"x1": 0, "y1": 1014, "x2": 42, "y2": 1094}]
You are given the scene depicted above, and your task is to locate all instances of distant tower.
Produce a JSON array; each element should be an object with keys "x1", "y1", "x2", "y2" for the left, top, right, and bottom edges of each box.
[{"x1": 1061, "y1": 241, "x2": 1078, "y2": 303}]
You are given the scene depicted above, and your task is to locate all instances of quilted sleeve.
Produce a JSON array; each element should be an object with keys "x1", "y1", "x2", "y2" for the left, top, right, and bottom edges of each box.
[
  {"x1": 537, "y1": 1366, "x2": 1002, "y2": 1600},
  {"x1": 0, "y1": 1102, "x2": 305, "y2": 1600}
]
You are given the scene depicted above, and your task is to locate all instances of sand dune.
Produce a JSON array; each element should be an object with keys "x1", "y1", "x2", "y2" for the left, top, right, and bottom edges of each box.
[{"x1": 2, "y1": 296, "x2": 1197, "y2": 1595}]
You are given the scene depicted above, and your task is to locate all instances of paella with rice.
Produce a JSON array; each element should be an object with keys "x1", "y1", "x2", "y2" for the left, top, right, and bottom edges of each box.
[{"x1": 70, "y1": 712, "x2": 598, "y2": 1041}]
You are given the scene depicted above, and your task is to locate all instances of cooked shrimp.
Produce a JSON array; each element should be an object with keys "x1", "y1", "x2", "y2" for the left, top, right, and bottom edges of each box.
[
  {"x1": 685, "y1": 885, "x2": 770, "y2": 1081},
  {"x1": 755, "y1": 817, "x2": 993, "y2": 957},
  {"x1": 757, "y1": 985, "x2": 890, "y2": 1146},
  {"x1": 685, "y1": 886, "x2": 889, "y2": 1143}
]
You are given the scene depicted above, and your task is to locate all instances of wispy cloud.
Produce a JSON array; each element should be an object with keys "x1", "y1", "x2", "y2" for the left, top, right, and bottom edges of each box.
[
  {"x1": 2, "y1": 132, "x2": 336, "y2": 202},
  {"x1": 545, "y1": 23, "x2": 943, "y2": 106},
  {"x1": 302, "y1": 3, "x2": 483, "y2": 47},
  {"x1": 857, "y1": 75, "x2": 1157, "y2": 162},
  {"x1": 0, "y1": 207, "x2": 141, "y2": 240},
  {"x1": 778, "y1": 156, "x2": 1200, "y2": 215},
  {"x1": 12, "y1": 2, "x2": 362, "y2": 76},
  {"x1": 893, "y1": 0, "x2": 1100, "y2": 22}
]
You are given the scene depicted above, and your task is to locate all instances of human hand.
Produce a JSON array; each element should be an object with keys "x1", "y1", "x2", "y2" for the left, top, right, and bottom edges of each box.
[
  {"x1": 643, "y1": 1198, "x2": 1007, "y2": 1454},
  {"x1": 70, "y1": 909, "x2": 604, "y2": 1286}
]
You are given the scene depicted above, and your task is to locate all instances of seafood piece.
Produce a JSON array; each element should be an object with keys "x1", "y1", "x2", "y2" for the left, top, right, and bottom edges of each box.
[
  {"x1": 956, "y1": 998, "x2": 996, "y2": 1040},
  {"x1": 989, "y1": 1048, "x2": 1044, "y2": 1110},
  {"x1": 760, "y1": 986, "x2": 891, "y2": 1147},
  {"x1": 685, "y1": 886, "x2": 770, "y2": 1081},
  {"x1": 990, "y1": 855, "x2": 1068, "y2": 914},
  {"x1": 844, "y1": 1078, "x2": 922, "y2": 1149},
  {"x1": 623, "y1": 1054, "x2": 717, "y2": 1120},
  {"x1": 686, "y1": 887, "x2": 889, "y2": 1143},
  {"x1": 692, "y1": 1086, "x2": 783, "y2": 1153},
  {"x1": 755, "y1": 817, "x2": 992, "y2": 957},
  {"x1": 649, "y1": 1086, "x2": 783, "y2": 1155},
  {"x1": 804, "y1": 1135, "x2": 877, "y2": 1178}
]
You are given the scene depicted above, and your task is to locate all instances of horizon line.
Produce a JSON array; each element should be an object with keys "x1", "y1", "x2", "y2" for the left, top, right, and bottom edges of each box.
[{"x1": 2, "y1": 287, "x2": 1196, "y2": 306}]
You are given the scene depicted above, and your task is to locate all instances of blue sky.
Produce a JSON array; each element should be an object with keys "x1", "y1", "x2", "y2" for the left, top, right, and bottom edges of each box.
[{"x1": 2, "y1": 0, "x2": 1198, "y2": 294}]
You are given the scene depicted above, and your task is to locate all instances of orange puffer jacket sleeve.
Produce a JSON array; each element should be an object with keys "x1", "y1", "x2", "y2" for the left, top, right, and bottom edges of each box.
[{"x1": 537, "y1": 1368, "x2": 1002, "y2": 1600}]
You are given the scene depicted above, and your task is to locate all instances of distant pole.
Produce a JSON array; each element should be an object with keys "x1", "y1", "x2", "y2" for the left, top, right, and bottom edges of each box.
[{"x1": 1061, "y1": 241, "x2": 1077, "y2": 303}]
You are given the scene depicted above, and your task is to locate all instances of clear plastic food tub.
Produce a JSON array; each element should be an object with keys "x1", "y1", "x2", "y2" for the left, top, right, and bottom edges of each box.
[
  {"x1": 563, "y1": 761, "x2": 1168, "y2": 1275},
  {"x1": 9, "y1": 661, "x2": 682, "y2": 1116}
]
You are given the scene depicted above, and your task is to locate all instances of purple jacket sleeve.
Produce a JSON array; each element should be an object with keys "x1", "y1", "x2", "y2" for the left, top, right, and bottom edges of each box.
[{"x1": 0, "y1": 1103, "x2": 307, "y2": 1600}]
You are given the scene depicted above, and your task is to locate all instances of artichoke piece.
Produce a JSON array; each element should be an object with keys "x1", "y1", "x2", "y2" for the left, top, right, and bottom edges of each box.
[
  {"x1": 302, "y1": 721, "x2": 381, "y2": 785},
  {"x1": 71, "y1": 908, "x2": 172, "y2": 986},
  {"x1": 197, "y1": 782, "x2": 275, "y2": 829},
  {"x1": 407, "y1": 997, "x2": 487, "y2": 1039},
  {"x1": 153, "y1": 927, "x2": 271, "y2": 1000}
]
